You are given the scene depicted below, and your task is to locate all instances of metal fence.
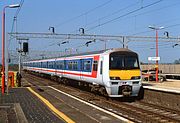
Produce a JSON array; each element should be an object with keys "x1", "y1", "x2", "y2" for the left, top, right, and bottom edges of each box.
[{"x1": 141, "y1": 64, "x2": 180, "y2": 74}]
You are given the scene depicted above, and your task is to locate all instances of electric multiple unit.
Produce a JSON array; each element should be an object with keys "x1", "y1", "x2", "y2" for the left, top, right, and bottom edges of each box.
[{"x1": 23, "y1": 48, "x2": 142, "y2": 97}]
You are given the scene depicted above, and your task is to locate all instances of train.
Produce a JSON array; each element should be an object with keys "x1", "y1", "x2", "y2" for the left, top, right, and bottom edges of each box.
[{"x1": 23, "y1": 48, "x2": 143, "y2": 98}]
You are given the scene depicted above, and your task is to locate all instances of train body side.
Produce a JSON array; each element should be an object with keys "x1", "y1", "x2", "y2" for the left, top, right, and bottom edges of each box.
[{"x1": 23, "y1": 48, "x2": 142, "y2": 97}]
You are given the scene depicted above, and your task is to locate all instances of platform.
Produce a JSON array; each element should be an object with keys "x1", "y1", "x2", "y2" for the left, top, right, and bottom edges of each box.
[
  {"x1": 0, "y1": 88, "x2": 64, "y2": 123},
  {"x1": 0, "y1": 79, "x2": 130, "y2": 123},
  {"x1": 142, "y1": 79, "x2": 180, "y2": 94}
]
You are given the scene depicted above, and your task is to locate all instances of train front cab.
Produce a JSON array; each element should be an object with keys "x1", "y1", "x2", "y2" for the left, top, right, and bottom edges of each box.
[{"x1": 107, "y1": 50, "x2": 142, "y2": 97}]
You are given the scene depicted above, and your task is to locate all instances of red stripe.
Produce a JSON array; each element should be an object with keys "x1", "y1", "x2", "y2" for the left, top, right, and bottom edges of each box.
[
  {"x1": 94, "y1": 55, "x2": 99, "y2": 61},
  {"x1": 28, "y1": 55, "x2": 100, "y2": 78},
  {"x1": 30, "y1": 68, "x2": 97, "y2": 78}
]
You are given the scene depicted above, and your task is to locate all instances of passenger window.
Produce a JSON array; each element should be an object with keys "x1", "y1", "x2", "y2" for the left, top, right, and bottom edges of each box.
[{"x1": 84, "y1": 60, "x2": 91, "y2": 71}]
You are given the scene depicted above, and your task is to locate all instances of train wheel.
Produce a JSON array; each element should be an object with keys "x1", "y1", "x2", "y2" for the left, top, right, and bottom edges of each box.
[{"x1": 99, "y1": 87, "x2": 107, "y2": 96}]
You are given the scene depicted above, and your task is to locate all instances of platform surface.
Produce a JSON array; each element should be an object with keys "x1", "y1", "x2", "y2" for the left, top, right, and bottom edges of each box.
[
  {"x1": 142, "y1": 79, "x2": 180, "y2": 93},
  {"x1": 0, "y1": 88, "x2": 64, "y2": 123}
]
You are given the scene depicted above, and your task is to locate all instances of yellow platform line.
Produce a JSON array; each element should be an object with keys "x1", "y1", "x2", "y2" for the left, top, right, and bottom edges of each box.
[{"x1": 27, "y1": 87, "x2": 75, "y2": 123}]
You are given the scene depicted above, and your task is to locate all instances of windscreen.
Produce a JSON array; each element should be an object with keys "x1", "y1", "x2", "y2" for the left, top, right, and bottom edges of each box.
[{"x1": 109, "y1": 52, "x2": 139, "y2": 70}]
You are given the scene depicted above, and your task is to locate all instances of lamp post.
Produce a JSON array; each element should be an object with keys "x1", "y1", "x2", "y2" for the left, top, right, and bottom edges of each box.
[
  {"x1": 1, "y1": 4, "x2": 20, "y2": 94},
  {"x1": 148, "y1": 25, "x2": 164, "y2": 82}
]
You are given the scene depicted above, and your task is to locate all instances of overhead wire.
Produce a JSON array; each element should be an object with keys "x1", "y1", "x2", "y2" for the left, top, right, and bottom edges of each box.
[
  {"x1": 46, "y1": 0, "x2": 162, "y2": 49},
  {"x1": 55, "y1": 0, "x2": 113, "y2": 28},
  {"x1": 45, "y1": 0, "x2": 114, "y2": 49},
  {"x1": 67, "y1": 1, "x2": 140, "y2": 34},
  {"x1": 85, "y1": 0, "x2": 163, "y2": 31},
  {"x1": 14, "y1": 0, "x2": 24, "y2": 18},
  {"x1": 126, "y1": 2, "x2": 180, "y2": 35},
  {"x1": 79, "y1": 1, "x2": 140, "y2": 28}
]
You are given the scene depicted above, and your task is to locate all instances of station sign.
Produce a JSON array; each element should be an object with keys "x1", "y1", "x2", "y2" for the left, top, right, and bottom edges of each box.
[{"x1": 148, "y1": 57, "x2": 160, "y2": 61}]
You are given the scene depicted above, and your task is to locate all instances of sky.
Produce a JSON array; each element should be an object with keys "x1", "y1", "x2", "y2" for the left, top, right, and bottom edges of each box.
[{"x1": 0, "y1": 0, "x2": 180, "y2": 63}]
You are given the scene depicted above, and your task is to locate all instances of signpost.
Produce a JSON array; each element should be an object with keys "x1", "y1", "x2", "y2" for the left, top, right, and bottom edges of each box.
[
  {"x1": 148, "y1": 57, "x2": 160, "y2": 61},
  {"x1": 148, "y1": 57, "x2": 160, "y2": 82}
]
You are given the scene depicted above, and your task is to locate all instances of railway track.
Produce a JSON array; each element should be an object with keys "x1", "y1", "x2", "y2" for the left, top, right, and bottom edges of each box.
[{"x1": 23, "y1": 72, "x2": 180, "y2": 123}]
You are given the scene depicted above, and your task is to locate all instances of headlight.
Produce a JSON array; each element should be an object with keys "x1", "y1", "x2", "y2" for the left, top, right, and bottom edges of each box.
[
  {"x1": 131, "y1": 76, "x2": 140, "y2": 80},
  {"x1": 110, "y1": 77, "x2": 121, "y2": 80}
]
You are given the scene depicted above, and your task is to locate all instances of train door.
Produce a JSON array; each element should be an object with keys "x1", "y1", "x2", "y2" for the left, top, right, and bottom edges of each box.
[
  {"x1": 80, "y1": 59, "x2": 84, "y2": 80},
  {"x1": 100, "y1": 60, "x2": 103, "y2": 83},
  {"x1": 63, "y1": 59, "x2": 66, "y2": 77},
  {"x1": 54, "y1": 60, "x2": 57, "y2": 76},
  {"x1": 40, "y1": 62, "x2": 42, "y2": 71}
]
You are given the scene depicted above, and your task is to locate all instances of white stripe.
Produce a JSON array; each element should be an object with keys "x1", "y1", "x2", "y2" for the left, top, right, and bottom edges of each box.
[
  {"x1": 143, "y1": 86, "x2": 180, "y2": 94},
  {"x1": 49, "y1": 86, "x2": 133, "y2": 123}
]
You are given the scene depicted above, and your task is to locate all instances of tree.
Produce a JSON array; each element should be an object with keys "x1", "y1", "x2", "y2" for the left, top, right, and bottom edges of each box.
[{"x1": 174, "y1": 58, "x2": 180, "y2": 64}]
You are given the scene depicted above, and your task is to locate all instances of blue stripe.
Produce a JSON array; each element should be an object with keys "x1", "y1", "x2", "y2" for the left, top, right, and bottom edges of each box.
[{"x1": 24, "y1": 58, "x2": 93, "y2": 72}]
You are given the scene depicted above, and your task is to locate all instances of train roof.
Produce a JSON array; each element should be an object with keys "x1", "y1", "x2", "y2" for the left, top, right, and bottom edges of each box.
[{"x1": 26, "y1": 48, "x2": 137, "y2": 62}]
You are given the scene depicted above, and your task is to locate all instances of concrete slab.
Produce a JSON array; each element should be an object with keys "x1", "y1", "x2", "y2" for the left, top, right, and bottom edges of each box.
[{"x1": 142, "y1": 80, "x2": 180, "y2": 94}]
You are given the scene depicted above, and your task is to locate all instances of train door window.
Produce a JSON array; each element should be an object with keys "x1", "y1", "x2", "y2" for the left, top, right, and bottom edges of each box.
[
  {"x1": 68, "y1": 61, "x2": 73, "y2": 70},
  {"x1": 33, "y1": 63, "x2": 35, "y2": 67},
  {"x1": 46, "y1": 62, "x2": 48, "y2": 68},
  {"x1": 42, "y1": 62, "x2": 45, "y2": 68},
  {"x1": 72, "y1": 61, "x2": 74, "y2": 70},
  {"x1": 51, "y1": 61, "x2": 54, "y2": 69},
  {"x1": 42, "y1": 62, "x2": 44, "y2": 68},
  {"x1": 100, "y1": 61, "x2": 103, "y2": 74},
  {"x1": 73, "y1": 61, "x2": 78, "y2": 70},
  {"x1": 48, "y1": 62, "x2": 50, "y2": 68},
  {"x1": 51, "y1": 61, "x2": 53, "y2": 69},
  {"x1": 49, "y1": 61, "x2": 55, "y2": 69},
  {"x1": 62, "y1": 62, "x2": 64, "y2": 69},
  {"x1": 53, "y1": 61, "x2": 56, "y2": 69},
  {"x1": 42, "y1": 62, "x2": 47, "y2": 68},
  {"x1": 59, "y1": 62, "x2": 61, "y2": 69},
  {"x1": 80, "y1": 59, "x2": 83, "y2": 71},
  {"x1": 56, "y1": 61, "x2": 63, "y2": 69},
  {"x1": 36, "y1": 63, "x2": 38, "y2": 67},
  {"x1": 93, "y1": 61, "x2": 98, "y2": 71},
  {"x1": 56, "y1": 61, "x2": 60, "y2": 69}
]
